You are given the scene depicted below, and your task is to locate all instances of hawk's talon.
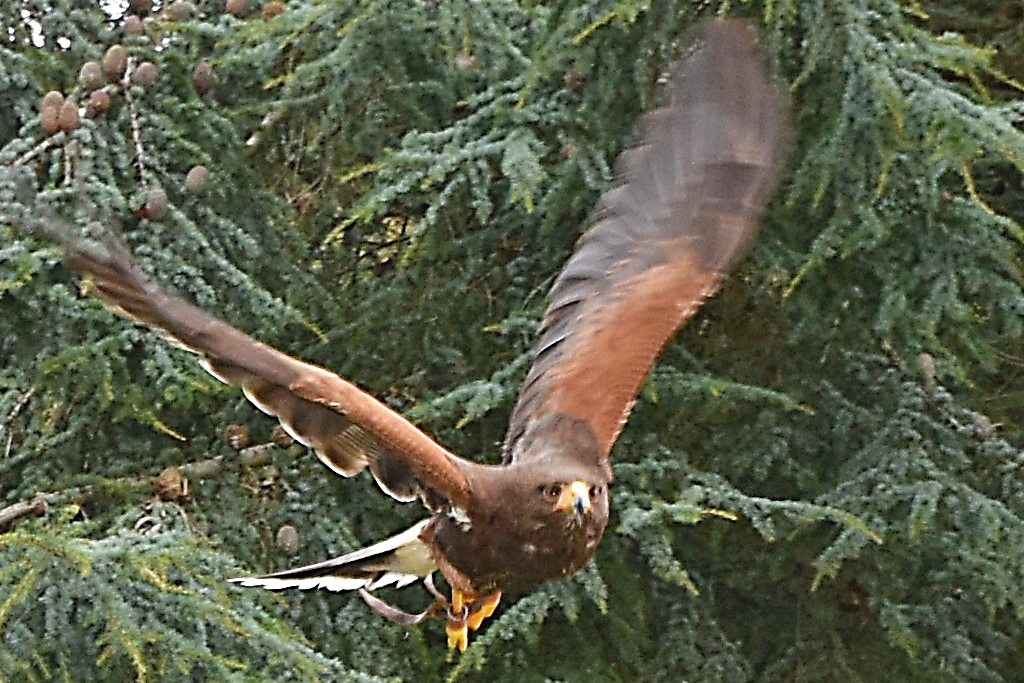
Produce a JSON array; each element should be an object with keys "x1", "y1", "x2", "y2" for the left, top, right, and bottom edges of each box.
[
  {"x1": 446, "y1": 621, "x2": 469, "y2": 652},
  {"x1": 442, "y1": 587, "x2": 502, "y2": 650},
  {"x1": 466, "y1": 590, "x2": 502, "y2": 631},
  {"x1": 360, "y1": 579, "x2": 502, "y2": 650}
]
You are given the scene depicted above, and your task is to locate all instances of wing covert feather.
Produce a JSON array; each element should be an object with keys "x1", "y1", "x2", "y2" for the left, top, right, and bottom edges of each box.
[{"x1": 503, "y1": 20, "x2": 787, "y2": 463}]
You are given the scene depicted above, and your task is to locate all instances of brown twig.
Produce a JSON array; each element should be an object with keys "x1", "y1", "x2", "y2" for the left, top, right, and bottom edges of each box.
[
  {"x1": 1, "y1": 387, "x2": 35, "y2": 461},
  {"x1": 12, "y1": 137, "x2": 60, "y2": 167},
  {"x1": 121, "y1": 56, "x2": 153, "y2": 185},
  {"x1": 0, "y1": 442, "x2": 279, "y2": 531}
]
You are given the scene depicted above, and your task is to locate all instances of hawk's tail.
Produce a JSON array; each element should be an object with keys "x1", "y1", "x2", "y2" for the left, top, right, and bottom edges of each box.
[{"x1": 230, "y1": 519, "x2": 436, "y2": 592}]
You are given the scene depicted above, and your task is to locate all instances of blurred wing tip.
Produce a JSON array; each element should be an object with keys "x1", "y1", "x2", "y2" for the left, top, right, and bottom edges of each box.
[{"x1": 500, "y1": 17, "x2": 789, "y2": 461}]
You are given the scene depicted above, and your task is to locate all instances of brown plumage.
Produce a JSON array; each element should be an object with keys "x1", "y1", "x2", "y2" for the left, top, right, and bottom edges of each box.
[{"x1": 16, "y1": 19, "x2": 786, "y2": 650}]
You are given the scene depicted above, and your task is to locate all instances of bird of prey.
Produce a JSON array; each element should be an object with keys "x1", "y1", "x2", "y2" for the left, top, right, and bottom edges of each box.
[{"x1": 14, "y1": 19, "x2": 786, "y2": 651}]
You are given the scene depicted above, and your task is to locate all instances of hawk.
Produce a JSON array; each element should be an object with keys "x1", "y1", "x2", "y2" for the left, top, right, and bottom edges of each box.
[{"x1": 16, "y1": 19, "x2": 786, "y2": 650}]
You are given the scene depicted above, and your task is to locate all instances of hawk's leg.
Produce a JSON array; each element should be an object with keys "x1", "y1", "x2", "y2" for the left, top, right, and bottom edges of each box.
[{"x1": 358, "y1": 575, "x2": 502, "y2": 651}]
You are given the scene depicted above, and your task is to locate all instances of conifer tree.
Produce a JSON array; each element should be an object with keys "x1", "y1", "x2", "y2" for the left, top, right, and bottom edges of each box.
[{"x1": 3, "y1": 0, "x2": 1024, "y2": 681}]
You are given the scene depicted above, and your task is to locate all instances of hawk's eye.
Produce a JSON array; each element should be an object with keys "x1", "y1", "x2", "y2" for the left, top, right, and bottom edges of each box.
[
  {"x1": 589, "y1": 485, "x2": 602, "y2": 499},
  {"x1": 540, "y1": 484, "x2": 562, "y2": 501}
]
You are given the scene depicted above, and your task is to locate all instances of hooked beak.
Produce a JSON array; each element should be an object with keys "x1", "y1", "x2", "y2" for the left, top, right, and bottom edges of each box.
[{"x1": 554, "y1": 480, "x2": 592, "y2": 515}]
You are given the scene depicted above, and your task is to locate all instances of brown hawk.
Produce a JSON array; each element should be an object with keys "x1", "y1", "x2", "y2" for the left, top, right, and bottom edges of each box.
[{"x1": 14, "y1": 19, "x2": 786, "y2": 650}]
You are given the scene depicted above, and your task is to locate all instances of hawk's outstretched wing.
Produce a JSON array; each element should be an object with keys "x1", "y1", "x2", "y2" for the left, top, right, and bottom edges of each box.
[
  {"x1": 503, "y1": 20, "x2": 786, "y2": 464},
  {"x1": 31, "y1": 226, "x2": 475, "y2": 509}
]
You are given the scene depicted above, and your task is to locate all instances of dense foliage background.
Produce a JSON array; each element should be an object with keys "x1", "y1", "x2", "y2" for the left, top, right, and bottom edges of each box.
[{"x1": 3, "y1": 0, "x2": 1024, "y2": 680}]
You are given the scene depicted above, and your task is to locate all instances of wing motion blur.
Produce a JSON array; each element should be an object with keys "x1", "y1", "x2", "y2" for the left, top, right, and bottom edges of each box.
[{"x1": 503, "y1": 20, "x2": 786, "y2": 464}]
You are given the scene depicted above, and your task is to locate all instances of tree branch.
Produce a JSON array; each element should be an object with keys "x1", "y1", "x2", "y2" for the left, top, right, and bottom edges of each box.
[{"x1": 0, "y1": 443, "x2": 277, "y2": 531}]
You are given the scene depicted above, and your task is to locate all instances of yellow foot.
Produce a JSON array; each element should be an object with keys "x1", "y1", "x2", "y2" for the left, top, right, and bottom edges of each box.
[
  {"x1": 444, "y1": 588, "x2": 503, "y2": 651},
  {"x1": 467, "y1": 591, "x2": 502, "y2": 631},
  {"x1": 446, "y1": 622, "x2": 469, "y2": 652},
  {"x1": 446, "y1": 588, "x2": 470, "y2": 652}
]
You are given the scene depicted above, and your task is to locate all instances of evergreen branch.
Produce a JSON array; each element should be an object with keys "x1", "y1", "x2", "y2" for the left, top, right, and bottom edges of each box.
[
  {"x1": 880, "y1": 340, "x2": 1000, "y2": 440},
  {"x1": 121, "y1": 56, "x2": 153, "y2": 185},
  {"x1": 11, "y1": 137, "x2": 60, "y2": 167},
  {"x1": 95, "y1": 591, "x2": 150, "y2": 683},
  {"x1": 0, "y1": 564, "x2": 39, "y2": 634},
  {"x1": 0, "y1": 444, "x2": 276, "y2": 532},
  {"x1": 960, "y1": 160, "x2": 997, "y2": 216},
  {"x1": 1, "y1": 387, "x2": 34, "y2": 461}
]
